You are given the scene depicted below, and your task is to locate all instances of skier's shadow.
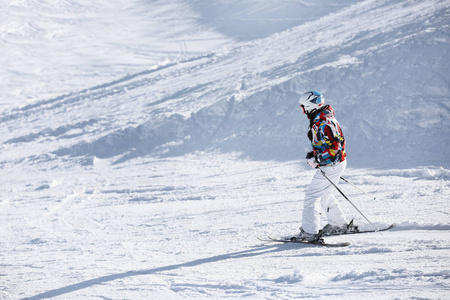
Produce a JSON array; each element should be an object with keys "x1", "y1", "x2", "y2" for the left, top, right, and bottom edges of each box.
[{"x1": 24, "y1": 244, "x2": 292, "y2": 299}]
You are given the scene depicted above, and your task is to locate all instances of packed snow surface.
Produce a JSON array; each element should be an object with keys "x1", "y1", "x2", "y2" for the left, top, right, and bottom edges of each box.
[{"x1": 1, "y1": 0, "x2": 449, "y2": 299}]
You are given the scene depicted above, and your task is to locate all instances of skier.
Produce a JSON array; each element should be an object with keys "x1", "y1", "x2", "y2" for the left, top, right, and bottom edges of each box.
[{"x1": 296, "y1": 91, "x2": 358, "y2": 242}]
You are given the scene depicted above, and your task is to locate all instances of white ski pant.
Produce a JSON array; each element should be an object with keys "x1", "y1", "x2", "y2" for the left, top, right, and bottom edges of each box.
[{"x1": 302, "y1": 160, "x2": 348, "y2": 235}]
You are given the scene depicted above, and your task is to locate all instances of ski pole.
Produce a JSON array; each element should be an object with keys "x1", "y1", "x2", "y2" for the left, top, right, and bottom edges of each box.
[
  {"x1": 317, "y1": 167, "x2": 379, "y2": 232},
  {"x1": 340, "y1": 176, "x2": 376, "y2": 201}
]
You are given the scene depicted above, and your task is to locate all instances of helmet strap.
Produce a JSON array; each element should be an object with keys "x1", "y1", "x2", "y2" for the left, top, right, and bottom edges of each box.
[{"x1": 306, "y1": 108, "x2": 318, "y2": 119}]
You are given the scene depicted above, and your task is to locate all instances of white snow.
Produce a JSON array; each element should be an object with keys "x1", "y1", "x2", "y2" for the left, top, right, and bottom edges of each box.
[{"x1": 1, "y1": 0, "x2": 449, "y2": 299}]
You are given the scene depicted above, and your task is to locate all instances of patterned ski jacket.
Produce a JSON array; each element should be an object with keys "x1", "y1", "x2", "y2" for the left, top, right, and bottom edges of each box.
[{"x1": 308, "y1": 105, "x2": 346, "y2": 166}]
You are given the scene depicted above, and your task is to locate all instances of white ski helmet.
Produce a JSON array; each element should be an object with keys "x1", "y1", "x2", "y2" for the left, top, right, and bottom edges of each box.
[{"x1": 298, "y1": 91, "x2": 325, "y2": 114}]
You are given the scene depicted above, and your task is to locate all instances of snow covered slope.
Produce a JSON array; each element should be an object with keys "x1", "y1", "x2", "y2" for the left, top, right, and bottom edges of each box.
[
  {"x1": 191, "y1": 0, "x2": 362, "y2": 40},
  {"x1": 1, "y1": 0, "x2": 449, "y2": 299},
  {"x1": 0, "y1": 0, "x2": 231, "y2": 107},
  {"x1": 1, "y1": 0, "x2": 448, "y2": 168}
]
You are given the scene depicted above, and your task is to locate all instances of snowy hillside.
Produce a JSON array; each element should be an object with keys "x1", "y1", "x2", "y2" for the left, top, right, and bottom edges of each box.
[
  {"x1": 1, "y1": 0, "x2": 449, "y2": 168},
  {"x1": 1, "y1": 0, "x2": 450, "y2": 299}
]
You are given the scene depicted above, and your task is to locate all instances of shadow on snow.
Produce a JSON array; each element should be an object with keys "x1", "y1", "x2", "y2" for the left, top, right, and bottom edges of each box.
[{"x1": 24, "y1": 244, "x2": 293, "y2": 299}]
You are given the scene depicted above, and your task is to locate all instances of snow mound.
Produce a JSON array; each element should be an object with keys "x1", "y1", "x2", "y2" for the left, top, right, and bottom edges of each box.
[
  {"x1": 393, "y1": 222, "x2": 450, "y2": 231},
  {"x1": 374, "y1": 167, "x2": 450, "y2": 180}
]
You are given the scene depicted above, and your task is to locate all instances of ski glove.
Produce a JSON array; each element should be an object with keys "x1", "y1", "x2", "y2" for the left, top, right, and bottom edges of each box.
[{"x1": 306, "y1": 157, "x2": 318, "y2": 168}]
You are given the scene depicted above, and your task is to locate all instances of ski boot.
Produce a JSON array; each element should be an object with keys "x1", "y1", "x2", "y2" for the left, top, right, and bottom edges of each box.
[
  {"x1": 291, "y1": 228, "x2": 323, "y2": 243},
  {"x1": 322, "y1": 220, "x2": 359, "y2": 236}
]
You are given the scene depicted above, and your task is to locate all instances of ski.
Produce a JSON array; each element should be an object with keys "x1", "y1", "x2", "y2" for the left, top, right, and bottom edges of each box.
[
  {"x1": 258, "y1": 224, "x2": 393, "y2": 247},
  {"x1": 258, "y1": 236, "x2": 351, "y2": 247},
  {"x1": 323, "y1": 223, "x2": 394, "y2": 236}
]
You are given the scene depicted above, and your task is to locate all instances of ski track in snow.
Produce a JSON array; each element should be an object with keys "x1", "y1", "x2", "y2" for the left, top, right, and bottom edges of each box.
[{"x1": 1, "y1": 0, "x2": 449, "y2": 299}]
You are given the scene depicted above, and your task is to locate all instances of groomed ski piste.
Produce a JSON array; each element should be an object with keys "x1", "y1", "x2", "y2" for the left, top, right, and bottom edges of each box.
[{"x1": 1, "y1": 0, "x2": 449, "y2": 299}]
